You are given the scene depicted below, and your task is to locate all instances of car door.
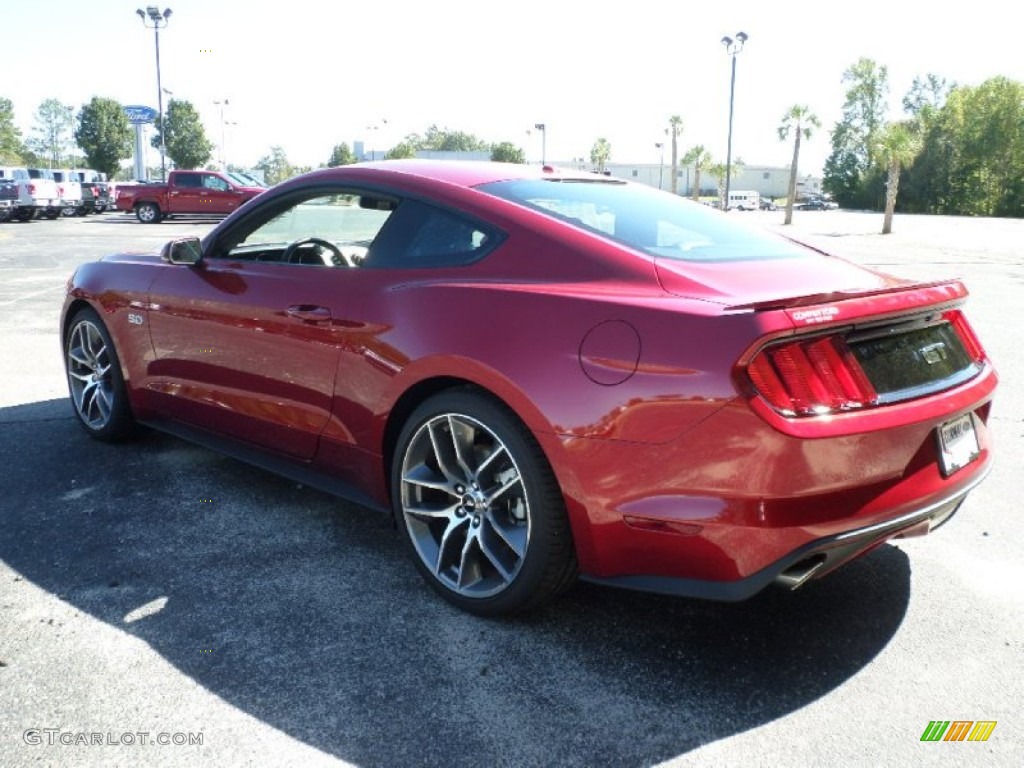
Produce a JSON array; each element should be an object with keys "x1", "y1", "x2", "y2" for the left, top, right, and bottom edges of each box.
[
  {"x1": 165, "y1": 172, "x2": 202, "y2": 213},
  {"x1": 198, "y1": 172, "x2": 246, "y2": 214},
  {"x1": 145, "y1": 188, "x2": 399, "y2": 460}
]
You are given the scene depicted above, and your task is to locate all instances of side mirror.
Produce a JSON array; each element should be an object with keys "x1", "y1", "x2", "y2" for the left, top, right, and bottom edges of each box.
[{"x1": 161, "y1": 237, "x2": 203, "y2": 265}]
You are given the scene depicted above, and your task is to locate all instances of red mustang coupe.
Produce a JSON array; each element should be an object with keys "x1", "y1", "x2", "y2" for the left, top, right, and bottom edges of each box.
[{"x1": 61, "y1": 161, "x2": 996, "y2": 615}]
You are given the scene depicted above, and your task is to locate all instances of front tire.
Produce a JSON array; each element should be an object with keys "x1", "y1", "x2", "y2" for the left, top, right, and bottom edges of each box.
[
  {"x1": 392, "y1": 390, "x2": 577, "y2": 616},
  {"x1": 65, "y1": 307, "x2": 136, "y2": 441},
  {"x1": 136, "y1": 202, "x2": 161, "y2": 223}
]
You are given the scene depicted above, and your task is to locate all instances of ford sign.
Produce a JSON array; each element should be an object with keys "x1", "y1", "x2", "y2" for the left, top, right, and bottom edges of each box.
[{"x1": 123, "y1": 105, "x2": 158, "y2": 124}]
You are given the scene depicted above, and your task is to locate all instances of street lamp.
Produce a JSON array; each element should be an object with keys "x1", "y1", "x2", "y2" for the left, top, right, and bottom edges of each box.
[
  {"x1": 721, "y1": 30, "x2": 748, "y2": 211},
  {"x1": 137, "y1": 6, "x2": 172, "y2": 181},
  {"x1": 223, "y1": 121, "x2": 238, "y2": 169},
  {"x1": 214, "y1": 98, "x2": 229, "y2": 168},
  {"x1": 534, "y1": 123, "x2": 546, "y2": 165},
  {"x1": 365, "y1": 118, "x2": 387, "y2": 161},
  {"x1": 655, "y1": 142, "x2": 665, "y2": 190}
]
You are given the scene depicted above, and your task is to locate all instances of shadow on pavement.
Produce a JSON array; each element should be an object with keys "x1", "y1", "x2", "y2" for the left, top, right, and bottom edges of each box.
[{"x1": 0, "y1": 398, "x2": 912, "y2": 767}]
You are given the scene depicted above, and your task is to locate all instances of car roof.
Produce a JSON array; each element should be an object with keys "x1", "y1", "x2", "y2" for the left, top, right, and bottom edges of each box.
[{"x1": 345, "y1": 159, "x2": 605, "y2": 188}]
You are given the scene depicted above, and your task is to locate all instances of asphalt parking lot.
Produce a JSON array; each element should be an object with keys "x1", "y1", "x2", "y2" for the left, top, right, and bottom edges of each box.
[{"x1": 1, "y1": 210, "x2": 1021, "y2": 767}]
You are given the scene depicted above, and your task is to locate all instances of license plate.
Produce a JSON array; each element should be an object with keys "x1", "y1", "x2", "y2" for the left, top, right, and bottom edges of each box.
[{"x1": 937, "y1": 413, "x2": 980, "y2": 476}]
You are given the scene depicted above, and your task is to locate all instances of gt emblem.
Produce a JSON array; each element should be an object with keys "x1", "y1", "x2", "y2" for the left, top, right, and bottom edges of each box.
[{"x1": 127, "y1": 312, "x2": 144, "y2": 326}]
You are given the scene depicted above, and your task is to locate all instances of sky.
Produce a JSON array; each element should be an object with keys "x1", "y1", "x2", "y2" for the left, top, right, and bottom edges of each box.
[{"x1": 3, "y1": 0, "x2": 1021, "y2": 176}]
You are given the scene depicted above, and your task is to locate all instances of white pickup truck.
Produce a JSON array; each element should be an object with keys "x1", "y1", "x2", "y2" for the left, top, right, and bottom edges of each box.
[
  {"x1": 51, "y1": 169, "x2": 86, "y2": 216},
  {"x1": 0, "y1": 166, "x2": 61, "y2": 221}
]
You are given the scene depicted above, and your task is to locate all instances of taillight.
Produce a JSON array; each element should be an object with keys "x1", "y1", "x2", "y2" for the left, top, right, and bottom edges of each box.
[
  {"x1": 748, "y1": 334, "x2": 878, "y2": 416},
  {"x1": 748, "y1": 310, "x2": 986, "y2": 418},
  {"x1": 28, "y1": 183, "x2": 37, "y2": 194},
  {"x1": 943, "y1": 309, "x2": 985, "y2": 362}
]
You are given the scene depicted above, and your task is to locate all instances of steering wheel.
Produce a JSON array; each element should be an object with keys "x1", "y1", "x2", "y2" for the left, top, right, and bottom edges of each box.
[{"x1": 282, "y1": 237, "x2": 351, "y2": 267}]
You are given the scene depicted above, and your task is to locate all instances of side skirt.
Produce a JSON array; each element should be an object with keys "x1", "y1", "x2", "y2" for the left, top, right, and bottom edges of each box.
[{"x1": 142, "y1": 418, "x2": 390, "y2": 515}]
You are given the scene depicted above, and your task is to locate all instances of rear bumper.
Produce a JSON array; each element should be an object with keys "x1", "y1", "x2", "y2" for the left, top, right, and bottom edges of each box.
[
  {"x1": 539, "y1": 361, "x2": 995, "y2": 594},
  {"x1": 582, "y1": 463, "x2": 988, "y2": 601}
]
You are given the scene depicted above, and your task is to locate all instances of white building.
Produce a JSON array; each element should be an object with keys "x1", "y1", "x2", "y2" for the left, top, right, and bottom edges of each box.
[
  {"x1": 350, "y1": 142, "x2": 823, "y2": 200},
  {"x1": 575, "y1": 162, "x2": 822, "y2": 201}
]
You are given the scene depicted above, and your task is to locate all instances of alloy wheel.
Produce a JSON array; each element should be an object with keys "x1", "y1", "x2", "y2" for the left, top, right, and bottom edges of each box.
[
  {"x1": 66, "y1": 319, "x2": 115, "y2": 430},
  {"x1": 400, "y1": 413, "x2": 531, "y2": 598}
]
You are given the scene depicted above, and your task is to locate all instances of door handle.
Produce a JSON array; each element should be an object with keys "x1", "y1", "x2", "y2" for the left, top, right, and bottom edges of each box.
[{"x1": 286, "y1": 304, "x2": 332, "y2": 322}]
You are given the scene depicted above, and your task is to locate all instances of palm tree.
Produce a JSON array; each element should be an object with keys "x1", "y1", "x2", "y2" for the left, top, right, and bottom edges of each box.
[
  {"x1": 874, "y1": 121, "x2": 921, "y2": 234},
  {"x1": 778, "y1": 105, "x2": 821, "y2": 225},
  {"x1": 590, "y1": 137, "x2": 611, "y2": 172},
  {"x1": 682, "y1": 145, "x2": 713, "y2": 200},
  {"x1": 667, "y1": 115, "x2": 683, "y2": 193},
  {"x1": 706, "y1": 161, "x2": 728, "y2": 208},
  {"x1": 707, "y1": 158, "x2": 744, "y2": 208}
]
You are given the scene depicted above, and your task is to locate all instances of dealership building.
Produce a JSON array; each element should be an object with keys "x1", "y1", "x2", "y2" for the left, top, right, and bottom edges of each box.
[{"x1": 352, "y1": 143, "x2": 823, "y2": 201}]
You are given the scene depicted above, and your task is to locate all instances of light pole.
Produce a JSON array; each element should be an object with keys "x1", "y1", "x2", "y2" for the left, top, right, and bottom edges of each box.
[
  {"x1": 137, "y1": 6, "x2": 172, "y2": 181},
  {"x1": 365, "y1": 118, "x2": 387, "y2": 161},
  {"x1": 223, "y1": 120, "x2": 237, "y2": 169},
  {"x1": 721, "y1": 30, "x2": 748, "y2": 211},
  {"x1": 534, "y1": 123, "x2": 546, "y2": 165},
  {"x1": 655, "y1": 142, "x2": 665, "y2": 189},
  {"x1": 214, "y1": 98, "x2": 229, "y2": 168}
]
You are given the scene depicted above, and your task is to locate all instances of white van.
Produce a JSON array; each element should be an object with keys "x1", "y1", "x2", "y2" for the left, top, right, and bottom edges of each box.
[{"x1": 727, "y1": 190, "x2": 760, "y2": 211}]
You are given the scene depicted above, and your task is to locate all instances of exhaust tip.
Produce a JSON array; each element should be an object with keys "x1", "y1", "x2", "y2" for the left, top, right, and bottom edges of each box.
[{"x1": 775, "y1": 554, "x2": 827, "y2": 590}]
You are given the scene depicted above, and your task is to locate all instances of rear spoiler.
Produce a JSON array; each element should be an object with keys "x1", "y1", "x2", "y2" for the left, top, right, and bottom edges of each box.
[{"x1": 726, "y1": 279, "x2": 969, "y2": 327}]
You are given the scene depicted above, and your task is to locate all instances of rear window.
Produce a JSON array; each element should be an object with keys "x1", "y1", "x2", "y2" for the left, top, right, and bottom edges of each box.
[{"x1": 477, "y1": 178, "x2": 808, "y2": 263}]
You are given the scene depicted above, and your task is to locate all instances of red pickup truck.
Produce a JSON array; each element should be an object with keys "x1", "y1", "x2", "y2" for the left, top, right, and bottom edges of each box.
[{"x1": 116, "y1": 169, "x2": 265, "y2": 223}]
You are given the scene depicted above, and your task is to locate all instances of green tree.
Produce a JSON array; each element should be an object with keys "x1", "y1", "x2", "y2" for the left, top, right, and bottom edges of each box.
[
  {"x1": 873, "y1": 121, "x2": 921, "y2": 234},
  {"x1": 385, "y1": 141, "x2": 416, "y2": 160},
  {"x1": 327, "y1": 142, "x2": 356, "y2": 167},
  {"x1": 397, "y1": 125, "x2": 485, "y2": 153},
  {"x1": 254, "y1": 145, "x2": 296, "y2": 185},
  {"x1": 778, "y1": 105, "x2": 821, "y2": 224},
  {"x1": 707, "y1": 161, "x2": 728, "y2": 207},
  {"x1": 682, "y1": 144, "x2": 713, "y2": 200},
  {"x1": 490, "y1": 141, "x2": 525, "y2": 163},
  {"x1": 824, "y1": 58, "x2": 889, "y2": 208},
  {"x1": 75, "y1": 97, "x2": 133, "y2": 179},
  {"x1": 705, "y1": 158, "x2": 744, "y2": 208},
  {"x1": 921, "y1": 77, "x2": 1024, "y2": 217},
  {"x1": 897, "y1": 74, "x2": 954, "y2": 213},
  {"x1": 590, "y1": 138, "x2": 611, "y2": 171},
  {"x1": 152, "y1": 99, "x2": 214, "y2": 170},
  {"x1": 28, "y1": 98, "x2": 74, "y2": 167},
  {"x1": 903, "y1": 73, "x2": 953, "y2": 125},
  {"x1": 0, "y1": 97, "x2": 25, "y2": 163},
  {"x1": 417, "y1": 125, "x2": 489, "y2": 152},
  {"x1": 667, "y1": 115, "x2": 683, "y2": 193}
]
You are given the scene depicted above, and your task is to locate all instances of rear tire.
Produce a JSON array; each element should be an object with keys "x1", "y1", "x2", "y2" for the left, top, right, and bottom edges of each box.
[
  {"x1": 392, "y1": 389, "x2": 577, "y2": 616},
  {"x1": 136, "y1": 202, "x2": 161, "y2": 223},
  {"x1": 64, "y1": 307, "x2": 136, "y2": 442}
]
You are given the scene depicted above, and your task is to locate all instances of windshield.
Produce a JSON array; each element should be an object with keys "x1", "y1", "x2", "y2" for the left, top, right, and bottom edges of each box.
[
  {"x1": 228, "y1": 172, "x2": 266, "y2": 188},
  {"x1": 477, "y1": 179, "x2": 809, "y2": 263}
]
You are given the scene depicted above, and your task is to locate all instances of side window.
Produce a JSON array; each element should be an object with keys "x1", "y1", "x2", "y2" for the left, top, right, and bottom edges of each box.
[
  {"x1": 220, "y1": 190, "x2": 396, "y2": 268},
  {"x1": 174, "y1": 174, "x2": 201, "y2": 188},
  {"x1": 203, "y1": 174, "x2": 229, "y2": 191},
  {"x1": 369, "y1": 200, "x2": 496, "y2": 268}
]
